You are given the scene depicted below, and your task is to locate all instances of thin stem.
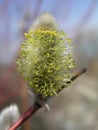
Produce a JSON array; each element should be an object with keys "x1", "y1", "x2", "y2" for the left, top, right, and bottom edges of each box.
[
  {"x1": 9, "y1": 68, "x2": 86, "y2": 130},
  {"x1": 9, "y1": 103, "x2": 41, "y2": 130},
  {"x1": 70, "y1": 68, "x2": 86, "y2": 82},
  {"x1": 59, "y1": 68, "x2": 87, "y2": 91}
]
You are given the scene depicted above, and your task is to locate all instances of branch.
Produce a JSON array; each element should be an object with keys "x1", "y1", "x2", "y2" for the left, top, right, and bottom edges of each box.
[
  {"x1": 59, "y1": 68, "x2": 87, "y2": 91},
  {"x1": 9, "y1": 103, "x2": 41, "y2": 130},
  {"x1": 9, "y1": 68, "x2": 86, "y2": 130},
  {"x1": 70, "y1": 68, "x2": 86, "y2": 82}
]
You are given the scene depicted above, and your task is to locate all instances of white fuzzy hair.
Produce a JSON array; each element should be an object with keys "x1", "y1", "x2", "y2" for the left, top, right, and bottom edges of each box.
[
  {"x1": 0, "y1": 104, "x2": 20, "y2": 130},
  {"x1": 32, "y1": 12, "x2": 59, "y2": 30}
]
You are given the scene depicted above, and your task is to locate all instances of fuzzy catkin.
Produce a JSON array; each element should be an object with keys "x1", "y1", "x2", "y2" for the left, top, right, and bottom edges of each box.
[
  {"x1": 16, "y1": 13, "x2": 75, "y2": 97},
  {"x1": 0, "y1": 104, "x2": 20, "y2": 130}
]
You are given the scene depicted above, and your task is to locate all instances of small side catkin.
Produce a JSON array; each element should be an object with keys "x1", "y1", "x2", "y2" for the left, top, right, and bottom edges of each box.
[
  {"x1": 16, "y1": 12, "x2": 75, "y2": 97},
  {"x1": 0, "y1": 104, "x2": 20, "y2": 130}
]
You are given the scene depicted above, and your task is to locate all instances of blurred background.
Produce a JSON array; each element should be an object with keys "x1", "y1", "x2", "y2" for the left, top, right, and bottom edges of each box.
[{"x1": 0, "y1": 0, "x2": 98, "y2": 130}]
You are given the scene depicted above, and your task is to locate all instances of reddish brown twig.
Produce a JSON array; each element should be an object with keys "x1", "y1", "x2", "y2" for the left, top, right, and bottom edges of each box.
[
  {"x1": 9, "y1": 103, "x2": 41, "y2": 130},
  {"x1": 9, "y1": 68, "x2": 86, "y2": 130}
]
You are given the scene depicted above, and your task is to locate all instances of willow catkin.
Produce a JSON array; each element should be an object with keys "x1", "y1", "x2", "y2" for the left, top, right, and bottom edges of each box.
[{"x1": 16, "y1": 13, "x2": 75, "y2": 98}]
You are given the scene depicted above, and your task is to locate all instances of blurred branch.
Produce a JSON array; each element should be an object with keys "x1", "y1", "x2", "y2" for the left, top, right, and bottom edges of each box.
[
  {"x1": 31, "y1": 0, "x2": 43, "y2": 20},
  {"x1": 0, "y1": 64, "x2": 14, "y2": 88},
  {"x1": 0, "y1": 0, "x2": 9, "y2": 10},
  {"x1": 0, "y1": 0, "x2": 10, "y2": 44},
  {"x1": 59, "y1": 0, "x2": 72, "y2": 22},
  {"x1": 74, "y1": 0, "x2": 97, "y2": 32},
  {"x1": 0, "y1": 63, "x2": 19, "y2": 108}
]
